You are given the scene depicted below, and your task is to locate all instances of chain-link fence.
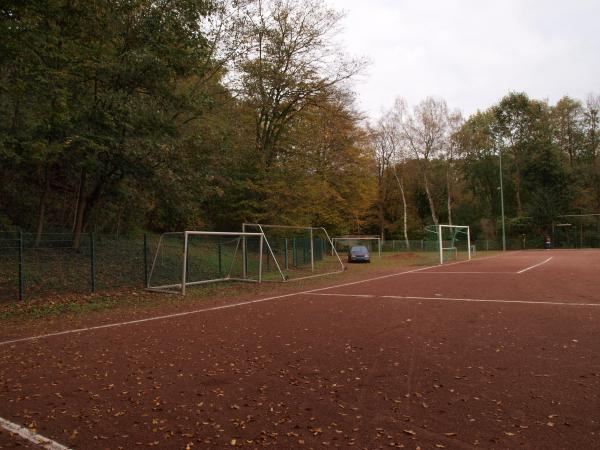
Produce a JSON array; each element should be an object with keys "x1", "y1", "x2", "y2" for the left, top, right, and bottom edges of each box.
[
  {"x1": 381, "y1": 238, "x2": 539, "y2": 253},
  {"x1": 0, "y1": 232, "x2": 154, "y2": 302},
  {"x1": 4, "y1": 228, "x2": 598, "y2": 303},
  {"x1": 382, "y1": 234, "x2": 600, "y2": 253}
]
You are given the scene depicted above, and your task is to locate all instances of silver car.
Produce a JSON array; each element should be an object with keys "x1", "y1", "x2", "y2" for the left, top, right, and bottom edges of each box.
[{"x1": 348, "y1": 245, "x2": 370, "y2": 263}]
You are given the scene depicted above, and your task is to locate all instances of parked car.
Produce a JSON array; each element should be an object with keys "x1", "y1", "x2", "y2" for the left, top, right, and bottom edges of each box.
[{"x1": 348, "y1": 245, "x2": 370, "y2": 263}]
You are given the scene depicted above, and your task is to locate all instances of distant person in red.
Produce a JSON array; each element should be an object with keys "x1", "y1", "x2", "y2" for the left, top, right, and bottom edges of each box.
[{"x1": 544, "y1": 236, "x2": 551, "y2": 250}]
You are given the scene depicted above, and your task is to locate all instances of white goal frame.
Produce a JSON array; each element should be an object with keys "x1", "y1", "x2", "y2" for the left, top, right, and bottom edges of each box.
[
  {"x1": 437, "y1": 225, "x2": 471, "y2": 264},
  {"x1": 331, "y1": 236, "x2": 382, "y2": 258},
  {"x1": 147, "y1": 231, "x2": 264, "y2": 295},
  {"x1": 242, "y1": 223, "x2": 345, "y2": 282}
]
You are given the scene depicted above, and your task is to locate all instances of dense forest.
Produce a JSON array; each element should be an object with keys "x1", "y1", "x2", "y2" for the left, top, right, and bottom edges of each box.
[{"x1": 1, "y1": 0, "x2": 599, "y2": 247}]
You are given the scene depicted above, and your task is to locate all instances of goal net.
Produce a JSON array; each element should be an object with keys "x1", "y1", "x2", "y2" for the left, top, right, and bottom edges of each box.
[
  {"x1": 332, "y1": 236, "x2": 382, "y2": 258},
  {"x1": 147, "y1": 231, "x2": 264, "y2": 294},
  {"x1": 242, "y1": 223, "x2": 345, "y2": 281}
]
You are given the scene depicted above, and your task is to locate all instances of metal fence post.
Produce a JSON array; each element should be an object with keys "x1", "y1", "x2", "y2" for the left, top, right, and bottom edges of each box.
[
  {"x1": 265, "y1": 240, "x2": 270, "y2": 271},
  {"x1": 320, "y1": 238, "x2": 325, "y2": 260},
  {"x1": 258, "y1": 234, "x2": 263, "y2": 282},
  {"x1": 182, "y1": 232, "x2": 188, "y2": 296},
  {"x1": 90, "y1": 233, "x2": 96, "y2": 293},
  {"x1": 18, "y1": 230, "x2": 24, "y2": 301},
  {"x1": 293, "y1": 237, "x2": 297, "y2": 267},
  {"x1": 309, "y1": 229, "x2": 314, "y2": 272},
  {"x1": 303, "y1": 238, "x2": 308, "y2": 264},
  {"x1": 218, "y1": 239, "x2": 222, "y2": 277},
  {"x1": 143, "y1": 233, "x2": 149, "y2": 287},
  {"x1": 243, "y1": 235, "x2": 247, "y2": 279}
]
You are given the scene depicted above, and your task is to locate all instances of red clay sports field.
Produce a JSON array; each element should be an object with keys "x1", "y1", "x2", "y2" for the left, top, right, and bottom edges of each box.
[{"x1": 1, "y1": 250, "x2": 599, "y2": 448}]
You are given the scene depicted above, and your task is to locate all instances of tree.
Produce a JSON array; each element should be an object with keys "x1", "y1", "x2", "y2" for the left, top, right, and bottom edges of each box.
[
  {"x1": 491, "y1": 92, "x2": 558, "y2": 217},
  {"x1": 444, "y1": 110, "x2": 464, "y2": 225},
  {"x1": 460, "y1": 94, "x2": 574, "y2": 239},
  {"x1": 582, "y1": 95, "x2": 600, "y2": 160},
  {"x1": 581, "y1": 95, "x2": 600, "y2": 210},
  {"x1": 234, "y1": 0, "x2": 365, "y2": 171},
  {"x1": 294, "y1": 90, "x2": 375, "y2": 232},
  {"x1": 397, "y1": 97, "x2": 452, "y2": 226},
  {"x1": 0, "y1": 0, "x2": 217, "y2": 246},
  {"x1": 0, "y1": 1, "x2": 77, "y2": 240},
  {"x1": 370, "y1": 118, "x2": 395, "y2": 240},
  {"x1": 551, "y1": 96, "x2": 584, "y2": 167},
  {"x1": 456, "y1": 110, "x2": 500, "y2": 226},
  {"x1": 373, "y1": 102, "x2": 411, "y2": 246}
]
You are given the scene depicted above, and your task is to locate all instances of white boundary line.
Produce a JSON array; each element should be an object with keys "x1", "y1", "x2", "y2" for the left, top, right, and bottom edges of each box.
[
  {"x1": 411, "y1": 271, "x2": 516, "y2": 274},
  {"x1": 306, "y1": 253, "x2": 506, "y2": 293},
  {"x1": 517, "y1": 257, "x2": 553, "y2": 274},
  {"x1": 0, "y1": 291, "x2": 302, "y2": 347},
  {"x1": 0, "y1": 417, "x2": 71, "y2": 450},
  {"x1": 309, "y1": 292, "x2": 600, "y2": 307},
  {"x1": 0, "y1": 253, "x2": 507, "y2": 348}
]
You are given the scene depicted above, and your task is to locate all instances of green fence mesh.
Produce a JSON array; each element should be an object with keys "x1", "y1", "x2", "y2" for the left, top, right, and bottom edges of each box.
[{"x1": 0, "y1": 232, "x2": 151, "y2": 302}]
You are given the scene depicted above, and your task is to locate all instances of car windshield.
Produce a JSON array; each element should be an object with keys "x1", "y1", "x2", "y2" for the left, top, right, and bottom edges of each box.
[{"x1": 350, "y1": 246, "x2": 368, "y2": 254}]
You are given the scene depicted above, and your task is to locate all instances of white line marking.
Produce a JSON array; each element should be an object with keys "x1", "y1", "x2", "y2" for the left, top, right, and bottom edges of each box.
[
  {"x1": 0, "y1": 416, "x2": 71, "y2": 450},
  {"x1": 0, "y1": 291, "x2": 303, "y2": 347},
  {"x1": 410, "y1": 271, "x2": 516, "y2": 274},
  {"x1": 517, "y1": 257, "x2": 553, "y2": 274},
  {"x1": 309, "y1": 292, "x2": 600, "y2": 307},
  {"x1": 307, "y1": 253, "x2": 506, "y2": 294},
  {"x1": 0, "y1": 253, "x2": 507, "y2": 347},
  {"x1": 311, "y1": 293, "x2": 377, "y2": 298}
]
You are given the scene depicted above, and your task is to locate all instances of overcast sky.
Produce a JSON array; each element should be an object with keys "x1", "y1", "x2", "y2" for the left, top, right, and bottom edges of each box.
[{"x1": 327, "y1": 0, "x2": 600, "y2": 119}]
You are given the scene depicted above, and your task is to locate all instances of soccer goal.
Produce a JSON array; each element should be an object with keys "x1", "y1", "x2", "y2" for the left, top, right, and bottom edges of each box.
[
  {"x1": 435, "y1": 225, "x2": 472, "y2": 264},
  {"x1": 331, "y1": 236, "x2": 382, "y2": 258},
  {"x1": 242, "y1": 223, "x2": 345, "y2": 281},
  {"x1": 147, "y1": 231, "x2": 265, "y2": 294}
]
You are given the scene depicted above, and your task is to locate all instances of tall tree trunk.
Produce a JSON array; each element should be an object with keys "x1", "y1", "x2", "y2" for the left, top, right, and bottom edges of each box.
[
  {"x1": 72, "y1": 168, "x2": 87, "y2": 250},
  {"x1": 35, "y1": 170, "x2": 51, "y2": 247},
  {"x1": 423, "y1": 171, "x2": 439, "y2": 226},
  {"x1": 392, "y1": 167, "x2": 410, "y2": 249}
]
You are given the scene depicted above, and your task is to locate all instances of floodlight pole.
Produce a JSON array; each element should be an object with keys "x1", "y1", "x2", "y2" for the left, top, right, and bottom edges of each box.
[{"x1": 499, "y1": 146, "x2": 507, "y2": 252}]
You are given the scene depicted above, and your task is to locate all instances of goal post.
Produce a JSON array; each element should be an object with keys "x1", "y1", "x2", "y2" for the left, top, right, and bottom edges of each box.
[
  {"x1": 437, "y1": 225, "x2": 471, "y2": 264},
  {"x1": 331, "y1": 236, "x2": 382, "y2": 258},
  {"x1": 147, "y1": 231, "x2": 264, "y2": 295},
  {"x1": 242, "y1": 223, "x2": 345, "y2": 281}
]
